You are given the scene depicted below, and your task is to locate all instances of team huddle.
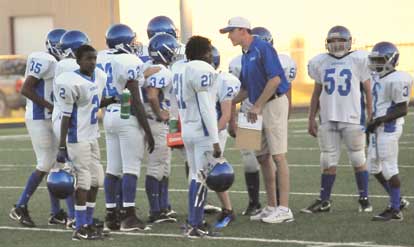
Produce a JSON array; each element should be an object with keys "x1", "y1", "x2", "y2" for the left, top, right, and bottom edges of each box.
[{"x1": 7, "y1": 15, "x2": 413, "y2": 240}]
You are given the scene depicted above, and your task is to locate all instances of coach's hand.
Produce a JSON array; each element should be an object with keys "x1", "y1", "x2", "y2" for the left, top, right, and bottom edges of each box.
[
  {"x1": 308, "y1": 119, "x2": 318, "y2": 137},
  {"x1": 213, "y1": 143, "x2": 222, "y2": 158},
  {"x1": 247, "y1": 105, "x2": 261, "y2": 124},
  {"x1": 145, "y1": 134, "x2": 155, "y2": 153},
  {"x1": 56, "y1": 146, "x2": 68, "y2": 163}
]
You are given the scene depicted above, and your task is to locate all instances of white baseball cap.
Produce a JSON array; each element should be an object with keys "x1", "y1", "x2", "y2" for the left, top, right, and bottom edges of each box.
[{"x1": 219, "y1": 16, "x2": 251, "y2": 34}]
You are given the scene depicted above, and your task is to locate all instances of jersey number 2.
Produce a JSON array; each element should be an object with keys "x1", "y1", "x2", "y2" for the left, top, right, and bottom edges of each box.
[{"x1": 90, "y1": 95, "x2": 99, "y2": 124}]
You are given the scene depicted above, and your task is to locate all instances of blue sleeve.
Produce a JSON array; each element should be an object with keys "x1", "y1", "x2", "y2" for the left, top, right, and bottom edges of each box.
[{"x1": 262, "y1": 44, "x2": 284, "y2": 81}]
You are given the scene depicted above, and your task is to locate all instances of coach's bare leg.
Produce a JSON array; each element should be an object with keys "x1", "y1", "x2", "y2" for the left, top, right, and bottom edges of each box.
[
  {"x1": 257, "y1": 154, "x2": 276, "y2": 207},
  {"x1": 217, "y1": 191, "x2": 232, "y2": 210},
  {"x1": 272, "y1": 154, "x2": 289, "y2": 207}
]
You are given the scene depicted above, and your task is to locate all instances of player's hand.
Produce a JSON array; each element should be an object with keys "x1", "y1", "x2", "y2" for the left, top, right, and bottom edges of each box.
[
  {"x1": 56, "y1": 146, "x2": 68, "y2": 163},
  {"x1": 213, "y1": 143, "x2": 222, "y2": 158},
  {"x1": 157, "y1": 110, "x2": 170, "y2": 122},
  {"x1": 308, "y1": 119, "x2": 318, "y2": 137},
  {"x1": 227, "y1": 121, "x2": 237, "y2": 138},
  {"x1": 143, "y1": 66, "x2": 161, "y2": 79},
  {"x1": 247, "y1": 105, "x2": 261, "y2": 123},
  {"x1": 366, "y1": 119, "x2": 381, "y2": 133},
  {"x1": 145, "y1": 134, "x2": 155, "y2": 153}
]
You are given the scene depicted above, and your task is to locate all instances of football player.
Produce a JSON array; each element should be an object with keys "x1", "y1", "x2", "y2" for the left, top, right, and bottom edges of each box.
[
  {"x1": 171, "y1": 36, "x2": 221, "y2": 237},
  {"x1": 302, "y1": 26, "x2": 373, "y2": 213},
  {"x1": 227, "y1": 27, "x2": 297, "y2": 217},
  {"x1": 366, "y1": 42, "x2": 412, "y2": 221},
  {"x1": 146, "y1": 15, "x2": 185, "y2": 59},
  {"x1": 143, "y1": 33, "x2": 180, "y2": 223},
  {"x1": 51, "y1": 30, "x2": 90, "y2": 229},
  {"x1": 210, "y1": 46, "x2": 240, "y2": 228},
  {"x1": 54, "y1": 44, "x2": 107, "y2": 240},
  {"x1": 101, "y1": 24, "x2": 154, "y2": 232},
  {"x1": 9, "y1": 28, "x2": 70, "y2": 228}
]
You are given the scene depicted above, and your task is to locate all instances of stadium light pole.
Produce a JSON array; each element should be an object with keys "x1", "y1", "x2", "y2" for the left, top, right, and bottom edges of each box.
[{"x1": 180, "y1": 0, "x2": 193, "y2": 44}]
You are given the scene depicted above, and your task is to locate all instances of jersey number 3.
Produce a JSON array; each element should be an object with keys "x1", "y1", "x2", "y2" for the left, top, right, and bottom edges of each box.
[{"x1": 324, "y1": 68, "x2": 352, "y2": 96}]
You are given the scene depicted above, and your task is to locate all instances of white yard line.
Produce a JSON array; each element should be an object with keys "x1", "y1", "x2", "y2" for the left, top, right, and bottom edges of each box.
[
  {"x1": 0, "y1": 226, "x2": 408, "y2": 247},
  {"x1": 1, "y1": 163, "x2": 414, "y2": 168},
  {"x1": 1, "y1": 163, "x2": 413, "y2": 168},
  {"x1": 0, "y1": 185, "x2": 413, "y2": 199}
]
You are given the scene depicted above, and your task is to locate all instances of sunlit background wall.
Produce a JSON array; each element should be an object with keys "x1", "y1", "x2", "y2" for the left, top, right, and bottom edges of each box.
[{"x1": 121, "y1": 0, "x2": 414, "y2": 105}]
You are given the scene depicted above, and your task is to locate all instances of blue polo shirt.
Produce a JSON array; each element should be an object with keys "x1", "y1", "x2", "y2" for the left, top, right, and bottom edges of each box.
[{"x1": 240, "y1": 36, "x2": 289, "y2": 104}]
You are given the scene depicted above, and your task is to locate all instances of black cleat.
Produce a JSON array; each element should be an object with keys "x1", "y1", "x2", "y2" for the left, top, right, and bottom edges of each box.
[
  {"x1": 163, "y1": 208, "x2": 177, "y2": 218},
  {"x1": 120, "y1": 208, "x2": 151, "y2": 232},
  {"x1": 48, "y1": 209, "x2": 68, "y2": 225},
  {"x1": 358, "y1": 197, "x2": 373, "y2": 212},
  {"x1": 66, "y1": 218, "x2": 76, "y2": 230},
  {"x1": 185, "y1": 227, "x2": 207, "y2": 238},
  {"x1": 104, "y1": 210, "x2": 120, "y2": 233},
  {"x1": 88, "y1": 223, "x2": 104, "y2": 239},
  {"x1": 242, "y1": 203, "x2": 262, "y2": 216},
  {"x1": 148, "y1": 212, "x2": 177, "y2": 224},
  {"x1": 300, "y1": 199, "x2": 331, "y2": 214},
  {"x1": 372, "y1": 207, "x2": 403, "y2": 222},
  {"x1": 72, "y1": 225, "x2": 101, "y2": 240},
  {"x1": 9, "y1": 205, "x2": 36, "y2": 227}
]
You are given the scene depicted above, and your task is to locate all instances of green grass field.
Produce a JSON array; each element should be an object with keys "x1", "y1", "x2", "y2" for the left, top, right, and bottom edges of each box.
[{"x1": 1, "y1": 112, "x2": 414, "y2": 247}]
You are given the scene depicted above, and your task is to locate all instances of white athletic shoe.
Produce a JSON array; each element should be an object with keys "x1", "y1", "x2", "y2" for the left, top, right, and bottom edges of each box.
[
  {"x1": 250, "y1": 206, "x2": 275, "y2": 221},
  {"x1": 262, "y1": 207, "x2": 294, "y2": 224}
]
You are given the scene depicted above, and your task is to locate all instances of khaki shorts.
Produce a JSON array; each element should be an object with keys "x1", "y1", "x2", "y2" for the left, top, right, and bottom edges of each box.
[{"x1": 256, "y1": 94, "x2": 288, "y2": 156}]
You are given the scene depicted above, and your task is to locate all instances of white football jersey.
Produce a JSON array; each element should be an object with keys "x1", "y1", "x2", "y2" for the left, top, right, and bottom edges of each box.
[
  {"x1": 138, "y1": 44, "x2": 151, "y2": 63},
  {"x1": 308, "y1": 50, "x2": 371, "y2": 124},
  {"x1": 228, "y1": 55, "x2": 242, "y2": 79},
  {"x1": 169, "y1": 59, "x2": 186, "y2": 120},
  {"x1": 97, "y1": 49, "x2": 118, "y2": 97},
  {"x1": 142, "y1": 64, "x2": 173, "y2": 118},
  {"x1": 215, "y1": 71, "x2": 241, "y2": 120},
  {"x1": 54, "y1": 58, "x2": 79, "y2": 78},
  {"x1": 279, "y1": 53, "x2": 297, "y2": 83},
  {"x1": 172, "y1": 60, "x2": 219, "y2": 142},
  {"x1": 372, "y1": 71, "x2": 413, "y2": 127},
  {"x1": 24, "y1": 51, "x2": 57, "y2": 120},
  {"x1": 110, "y1": 53, "x2": 144, "y2": 95},
  {"x1": 228, "y1": 54, "x2": 296, "y2": 83},
  {"x1": 52, "y1": 58, "x2": 80, "y2": 123},
  {"x1": 54, "y1": 69, "x2": 107, "y2": 143}
]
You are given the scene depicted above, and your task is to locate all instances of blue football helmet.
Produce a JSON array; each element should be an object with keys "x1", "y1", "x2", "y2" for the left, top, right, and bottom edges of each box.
[
  {"x1": 47, "y1": 169, "x2": 75, "y2": 199},
  {"x1": 45, "y1": 28, "x2": 66, "y2": 58},
  {"x1": 325, "y1": 25, "x2": 352, "y2": 57},
  {"x1": 106, "y1": 24, "x2": 139, "y2": 54},
  {"x1": 147, "y1": 16, "x2": 178, "y2": 39},
  {"x1": 251, "y1": 27, "x2": 273, "y2": 45},
  {"x1": 206, "y1": 160, "x2": 234, "y2": 192},
  {"x1": 211, "y1": 46, "x2": 220, "y2": 69},
  {"x1": 368, "y1": 41, "x2": 399, "y2": 77},
  {"x1": 148, "y1": 33, "x2": 180, "y2": 64},
  {"x1": 59, "y1": 30, "x2": 90, "y2": 58}
]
